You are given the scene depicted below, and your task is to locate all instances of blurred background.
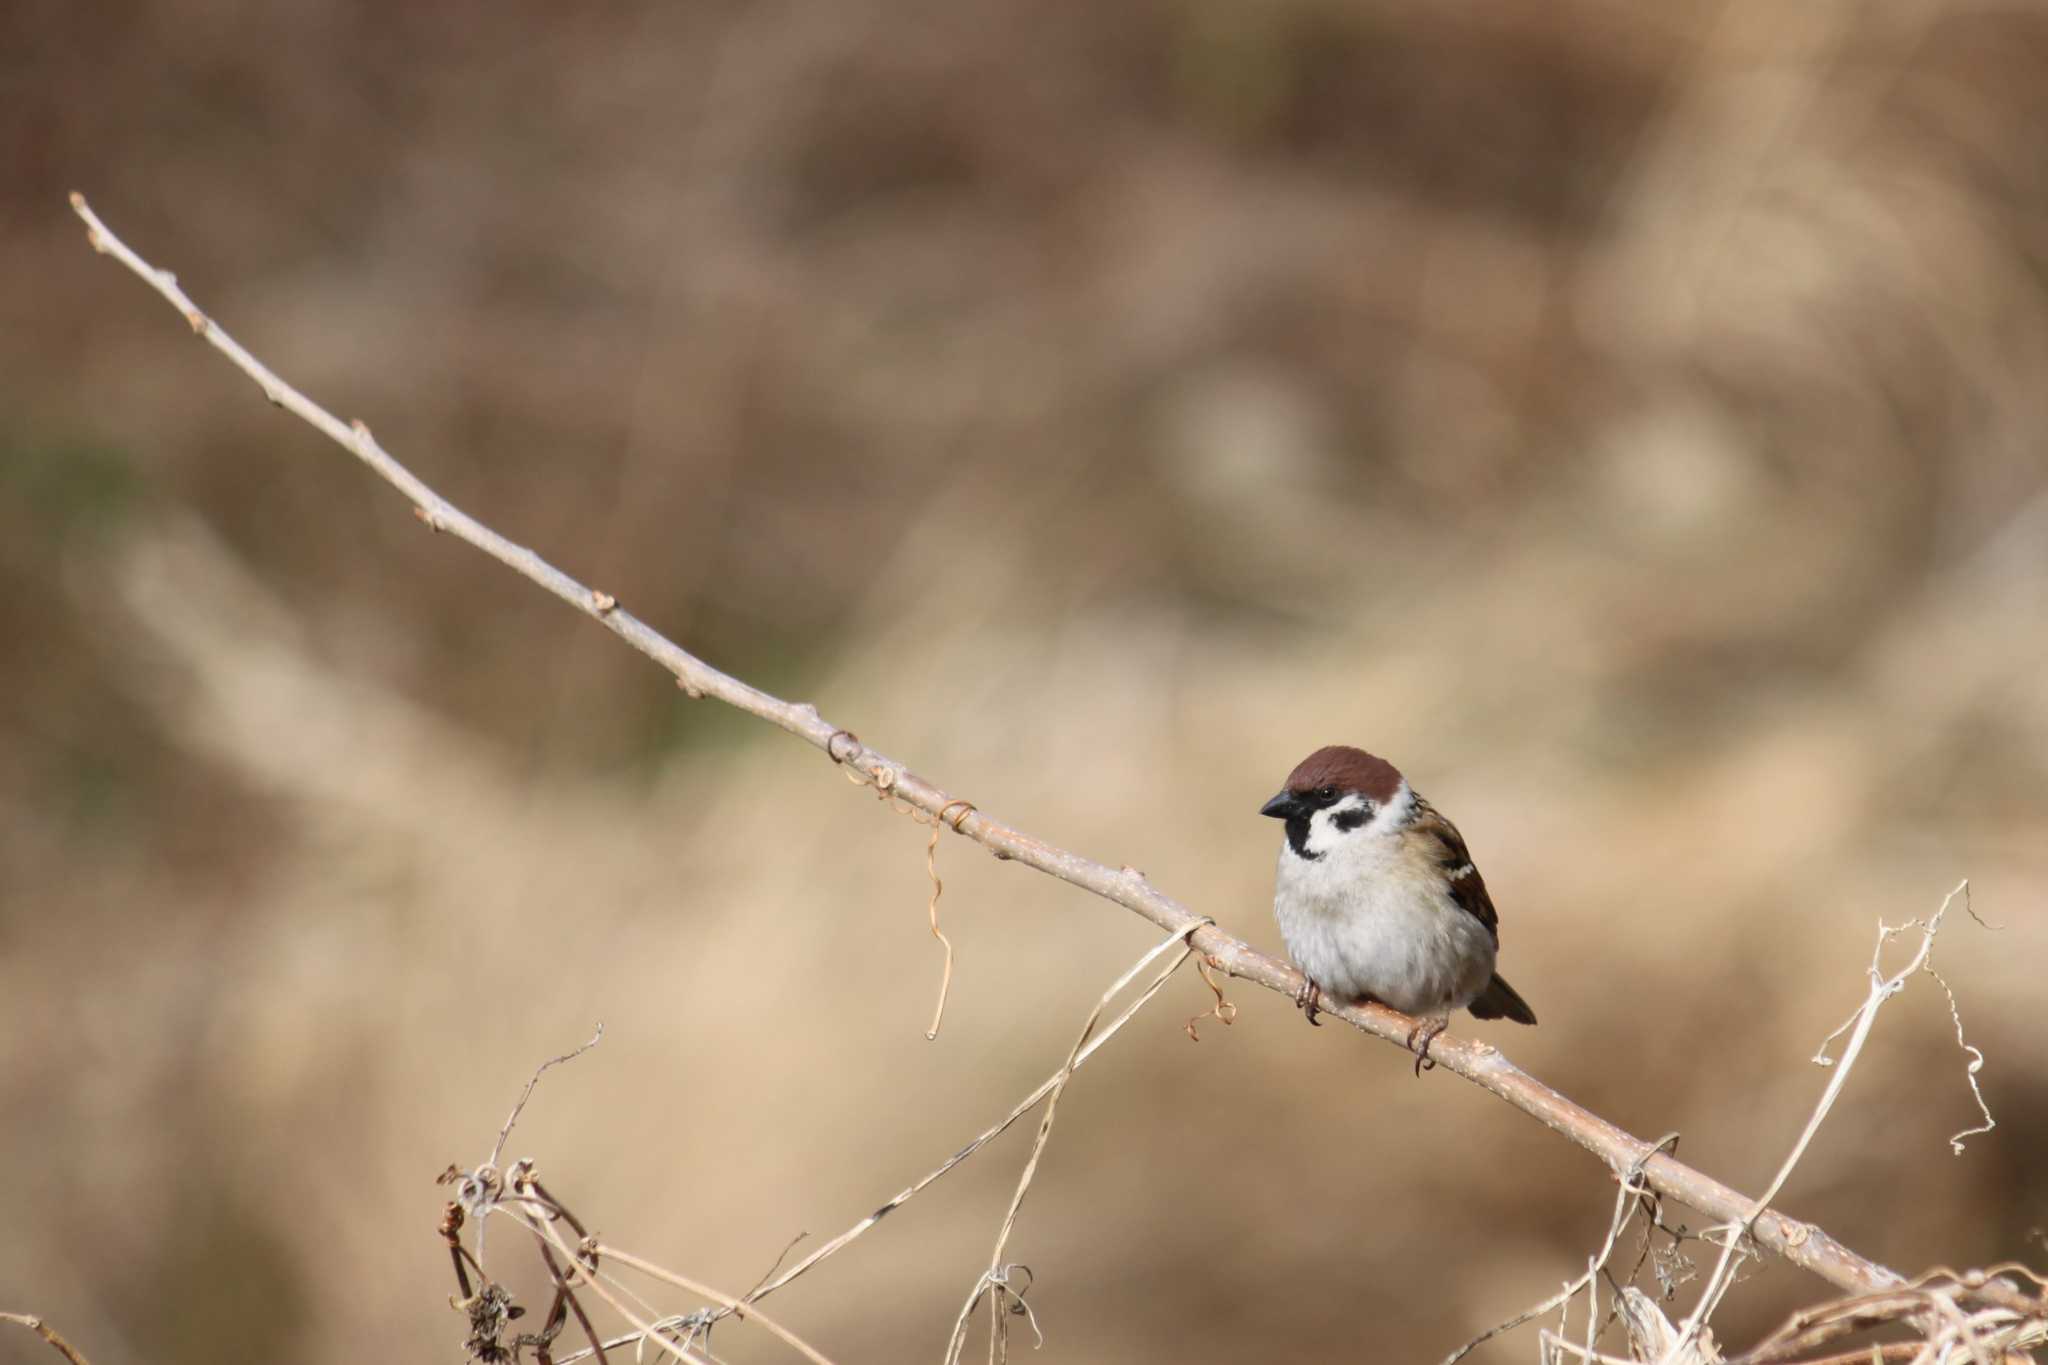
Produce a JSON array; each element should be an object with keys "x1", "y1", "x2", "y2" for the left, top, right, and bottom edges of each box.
[{"x1": 4, "y1": 1, "x2": 2046, "y2": 1361}]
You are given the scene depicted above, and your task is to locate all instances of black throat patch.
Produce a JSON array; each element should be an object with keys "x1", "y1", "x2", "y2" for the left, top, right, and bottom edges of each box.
[{"x1": 1283, "y1": 815, "x2": 1319, "y2": 860}]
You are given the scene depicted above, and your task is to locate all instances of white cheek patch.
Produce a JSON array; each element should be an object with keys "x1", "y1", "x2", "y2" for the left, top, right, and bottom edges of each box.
[
  {"x1": 1368, "y1": 783, "x2": 1415, "y2": 835},
  {"x1": 1304, "y1": 794, "x2": 1374, "y2": 856}
]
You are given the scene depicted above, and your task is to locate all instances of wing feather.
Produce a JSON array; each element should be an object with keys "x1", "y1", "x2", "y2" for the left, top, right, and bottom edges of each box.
[{"x1": 1409, "y1": 794, "x2": 1499, "y2": 945}]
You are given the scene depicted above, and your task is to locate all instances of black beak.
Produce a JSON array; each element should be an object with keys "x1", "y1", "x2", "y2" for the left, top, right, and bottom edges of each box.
[{"x1": 1259, "y1": 791, "x2": 1302, "y2": 820}]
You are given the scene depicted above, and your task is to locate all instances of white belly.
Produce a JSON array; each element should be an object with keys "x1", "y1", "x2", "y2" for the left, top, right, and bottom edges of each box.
[{"x1": 1273, "y1": 840, "x2": 1495, "y2": 1016}]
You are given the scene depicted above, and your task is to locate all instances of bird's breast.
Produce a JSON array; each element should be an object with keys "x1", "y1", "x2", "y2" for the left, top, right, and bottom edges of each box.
[{"x1": 1272, "y1": 838, "x2": 1495, "y2": 1015}]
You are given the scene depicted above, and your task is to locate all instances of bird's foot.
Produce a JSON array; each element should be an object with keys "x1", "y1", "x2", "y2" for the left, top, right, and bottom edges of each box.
[
  {"x1": 1406, "y1": 1016, "x2": 1449, "y2": 1077},
  {"x1": 1294, "y1": 979, "x2": 1325, "y2": 1027}
]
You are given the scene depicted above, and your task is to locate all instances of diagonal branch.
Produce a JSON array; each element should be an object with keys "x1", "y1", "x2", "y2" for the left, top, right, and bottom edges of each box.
[{"x1": 70, "y1": 192, "x2": 1906, "y2": 1300}]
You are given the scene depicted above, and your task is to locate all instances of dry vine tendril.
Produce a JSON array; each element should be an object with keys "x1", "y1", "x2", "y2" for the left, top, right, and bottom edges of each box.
[{"x1": 827, "y1": 728, "x2": 979, "y2": 1039}]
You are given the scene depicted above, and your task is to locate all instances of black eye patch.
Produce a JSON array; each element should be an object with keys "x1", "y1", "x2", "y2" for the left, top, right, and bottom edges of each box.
[{"x1": 1331, "y1": 802, "x2": 1373, "y2": 833}]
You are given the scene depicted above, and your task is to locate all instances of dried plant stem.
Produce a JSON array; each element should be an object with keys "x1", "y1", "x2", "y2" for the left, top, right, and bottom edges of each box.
[
  {"x1": 508, "y1": 1208, "x2": 718, "y2": 1365},
  {"x1": 490, "y1": 1023, "x2": 605, "y2": 1172},
  {"x1": 71, "y1": 192, "x2": 1903, "y2": 1301},
  {"x1": 1667, "y1": 883, "x2": 1971, "y2": 1360},
  {"x1": 745, "y1": 927, "x2": 1208, "y2": 1310},
  {"x1": 590, "y1": 1245, "x2": 833, "y2": 1365},
  {"x1": 943, "y1": 925, "x2": 1203, "y2": 1364},
  {"x1": 476, "y1": 1021, "x2": 604, "y2": 1267},
  {"x1": 921, "y1": 803, "x2": 975, "y2": 1040},
  {"x1": 532, "y1": 933, "x2": 1196, "y2": 1365}
]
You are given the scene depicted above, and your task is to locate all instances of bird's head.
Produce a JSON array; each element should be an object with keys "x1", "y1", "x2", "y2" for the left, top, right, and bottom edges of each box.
[{"x1": 1260, "y1": 745, "x2": 1409, "y2": 859}]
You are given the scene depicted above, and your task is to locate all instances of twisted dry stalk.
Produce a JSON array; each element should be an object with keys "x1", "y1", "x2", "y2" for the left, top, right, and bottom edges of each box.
[
  {"x1": 71, "y1": 193, "x2": 1921, "y2": 1313},
  {"x1": 1731, "y1": 1263, "x2": 2048, "y2": 1365},
  {"x1": 453, "y1": 926, "x2": 1213, "y2": 1365}
]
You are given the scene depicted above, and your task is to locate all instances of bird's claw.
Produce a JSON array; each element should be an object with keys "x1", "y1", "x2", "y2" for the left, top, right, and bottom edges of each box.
[
  {"x1": 1406, "y1": 1017, "x2": 1449, "y2": 1077},
  {"x1": 1294, "y1": 979, "x2": 1325, "y2": 1027}
]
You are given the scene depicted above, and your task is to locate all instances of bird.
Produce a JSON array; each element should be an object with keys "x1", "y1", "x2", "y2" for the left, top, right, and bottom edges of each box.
[{"x1": 1259, "y1": 745, "x2": 1536, "y2": 1074}]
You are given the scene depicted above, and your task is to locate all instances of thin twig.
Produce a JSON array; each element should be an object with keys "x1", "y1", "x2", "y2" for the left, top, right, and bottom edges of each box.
[
  {"x1": 491, "y1": 1023, "x2": 606, "y2": 1172},
  {"x1": 70, "y1": 192, "x2": 1907, "y2": 1302},
  {"x1": 1, "y1": 1315, "x2": 95, "y2": 1365},
  {"x1": 1767, "y1": 1345, "x2": 1930, "y2": 1365}
]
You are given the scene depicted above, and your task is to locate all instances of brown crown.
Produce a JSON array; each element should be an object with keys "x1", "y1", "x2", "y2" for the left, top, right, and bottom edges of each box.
[{"x1": 1283, "y1": 745, "x2": 1405, "y2": 803}]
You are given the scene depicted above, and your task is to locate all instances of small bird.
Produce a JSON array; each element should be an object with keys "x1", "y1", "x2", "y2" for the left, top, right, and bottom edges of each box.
[{"x1": 1260, "y1": 745, "x2": 1536, "y2": 1073}]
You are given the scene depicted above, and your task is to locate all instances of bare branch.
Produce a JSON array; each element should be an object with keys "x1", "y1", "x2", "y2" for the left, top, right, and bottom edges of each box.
[{"x1": 70, "y1": 191, "x2": 1907, "y2": 1301}]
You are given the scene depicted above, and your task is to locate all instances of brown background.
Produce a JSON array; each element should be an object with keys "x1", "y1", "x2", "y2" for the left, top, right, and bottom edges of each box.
[{"x1": 4, "y1": 2, "x2": 2046, "y2": 1362}]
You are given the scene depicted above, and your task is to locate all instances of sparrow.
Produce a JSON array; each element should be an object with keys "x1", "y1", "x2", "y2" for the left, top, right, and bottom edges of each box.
[{"x1": 1260, "y1": 745, "x2": 1536, "y2": 1074}]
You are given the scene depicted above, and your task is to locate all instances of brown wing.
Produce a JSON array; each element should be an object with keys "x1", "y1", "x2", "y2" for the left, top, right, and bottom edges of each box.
[{"x1": 1409, "y1": 794, "x2": 1499, "y2": 946}]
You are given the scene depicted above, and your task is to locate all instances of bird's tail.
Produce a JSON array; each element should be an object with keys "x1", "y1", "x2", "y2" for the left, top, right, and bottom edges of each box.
[{"x1": 1469, "y1": 973, "x2": 1537, "y2": 1025}]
